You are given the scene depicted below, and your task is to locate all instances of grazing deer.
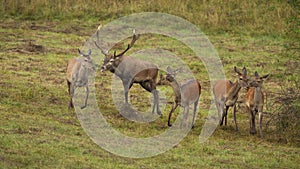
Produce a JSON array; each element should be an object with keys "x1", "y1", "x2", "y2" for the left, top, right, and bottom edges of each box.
[
  {"x1": 213, "y1": 66, "x2": 249, "y2": 131},
  {"x1": 94, "y1": 27, "x2": 161, "y2": 115},
  {"x1": 245, "y1": 71, "x2": 269, "y2": 138},
  {"x1": 66, "y1": 49, "x2": 95, "y2": 109},
  {"x1": 166, "y1": 67, "x2": 201, "y2": 128}
]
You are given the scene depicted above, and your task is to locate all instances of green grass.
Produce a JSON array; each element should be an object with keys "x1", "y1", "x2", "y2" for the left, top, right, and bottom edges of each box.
[{"x1": 1, "y1": 0, "x2": 299, "y2": 168}]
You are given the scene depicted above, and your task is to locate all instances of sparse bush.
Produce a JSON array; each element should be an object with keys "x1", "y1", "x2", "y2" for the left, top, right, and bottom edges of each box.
[{"x1": 266, "y1": 78, "x2": 300, "y2": 145}]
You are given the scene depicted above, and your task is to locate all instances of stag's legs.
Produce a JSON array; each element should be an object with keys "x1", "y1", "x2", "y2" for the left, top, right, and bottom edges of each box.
[
  {"x1": 168, "y1": 102, "x2": 178, "y2": 127},
  {"x1": 122, "y1": 80, "x2": 133, "y2": 104},
  {"x1": 233, "y1": 104, "x2": 238, "y2": 132},
  {"x1": 81, "y1": 85, "x2": 89, "y2": 109},
  {"x1": 140, "y1": 81, "x2": 161, "y2": 115},
  {"x1": 191, "y1": 99, "x2": 199, "y2": 128}
]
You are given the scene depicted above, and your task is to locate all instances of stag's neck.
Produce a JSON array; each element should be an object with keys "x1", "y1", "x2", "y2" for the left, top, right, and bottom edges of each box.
[{"x1": 169, "y1": 80, "x2": 181, "y2": 104}]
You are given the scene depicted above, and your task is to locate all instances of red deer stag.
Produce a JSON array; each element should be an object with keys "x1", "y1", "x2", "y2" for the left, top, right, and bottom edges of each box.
[
  {"x1": 213, "y1": 66, "x2": 249, "y2": 131},
  {"x1": 245, "y1": 71, "x2": 269, "y2": 138},
  {"x1": 94, "y1": 27, "x2": 161, "y2": 115},
  {"x1": 166, "y1": 67, "x2": 201, "y2": 128},
  {"x1": 67, "y1": 49, "x2": 95, "y2": 109}
]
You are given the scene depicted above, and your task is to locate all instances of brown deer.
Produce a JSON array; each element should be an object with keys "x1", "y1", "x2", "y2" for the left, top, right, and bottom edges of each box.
[
  {"x1": 94, "y1": 27, "x2": 161, "y2": 115},
  {"x1": 166, "y1": 66, "x2": 201, "y2": 128},
  {"x1": 213, "y1": 66, "x2": 249, "y2": 131},
  {"x1": 66, "y1": 49, "x2": 95, "y2": 109},
  {"x1": 245, "y1": 71, "x2": 269, "y2": 138}
]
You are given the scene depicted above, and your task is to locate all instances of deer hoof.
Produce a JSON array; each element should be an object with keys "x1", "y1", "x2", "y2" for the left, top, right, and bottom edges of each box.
[
  {"x1": 168, "y1": 123, "x2": 172, "y2": 127},
  {"x1": 81, "y1": 105, "x2": 87, "y2": 109}
]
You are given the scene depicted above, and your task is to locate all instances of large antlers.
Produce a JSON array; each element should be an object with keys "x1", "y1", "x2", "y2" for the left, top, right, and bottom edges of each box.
[
  {"x1": 114, "y1": 29, "x2": 140, "y2": 58},
  {"x1": 94, "y1": 25, "x2": 140, "y2": 57},
  {"x1": 94, "y1": 25, "x2": 108, "y2": 56}
]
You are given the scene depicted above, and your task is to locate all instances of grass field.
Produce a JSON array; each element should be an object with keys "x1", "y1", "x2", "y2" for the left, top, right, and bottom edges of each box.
[{"x1": 0, "y1": 0, "x2": 299, "y2": 168}]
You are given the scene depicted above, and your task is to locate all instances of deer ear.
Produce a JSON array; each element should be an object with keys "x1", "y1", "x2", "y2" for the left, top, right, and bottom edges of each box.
[
  {"x1": 78, "y1": 48, "x2": 82, "y2": 55},
  {"x1": 167, "y1": 66, "x2": 172, "y2": 73},
  {"x1": 261, "y1": 74, "x2": 269, "y2": 80},
  {"x1": 254, "y1": 71, "x2": 259, "y2": 77},
  {"x1": 234, "y1": 66, "x2": 241, "y2": 75},
  {"x1": 87, "y1": 49, "x2": 92, "y2": 56},
  {"x1": 242, "y1": 67, "x2": 247, "y2": 75}
]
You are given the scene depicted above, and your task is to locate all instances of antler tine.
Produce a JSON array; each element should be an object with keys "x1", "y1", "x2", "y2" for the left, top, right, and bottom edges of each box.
[
  {"x1": 94, "y1": 24, "x2": 108, "y2": 55},
  {"x1": 114, "y1": 29, "x2": 140, "y2": 58}
]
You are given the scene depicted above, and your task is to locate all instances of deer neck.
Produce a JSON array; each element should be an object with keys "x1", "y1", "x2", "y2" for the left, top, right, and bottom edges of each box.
[
  {"x1": 254, "y1": 86, "x2": 262, "y2": 104},
  {"x1": 169, "y1": 80, "x2": 181, "y2": 103},
  {"x1": 111, "y1": 56, "x2": 126, "y2": 76},
  {"x1": 226, "y1": 80, "x2": 241, "y2": 100}
]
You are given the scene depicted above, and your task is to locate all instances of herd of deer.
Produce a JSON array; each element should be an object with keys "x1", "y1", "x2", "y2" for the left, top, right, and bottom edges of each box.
[{"x1": 66, "y1": 26, "x2": 269, "y2": 138}]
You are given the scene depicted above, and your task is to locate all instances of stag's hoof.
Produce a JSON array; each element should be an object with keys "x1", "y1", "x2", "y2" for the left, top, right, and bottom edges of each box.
[
  {"x1": 168, "y1": 123, "x2": 172, "y2": 127},
  {"x1": 191, "y1": 125, "x2": 195, "y2": 129},
  {"x1": 157, "y1": 111, "x2": 162, "y2": 116},
  {"x1": 81, "y1": 105, "x2": 87, "y2": 109}
]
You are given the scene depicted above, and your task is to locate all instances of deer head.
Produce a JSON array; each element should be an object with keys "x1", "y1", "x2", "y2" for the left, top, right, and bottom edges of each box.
[
  {"x1": 78, "y1": 48, "x2": 95, "y2": 71},
  {"x1": 234, "y1": 66, "x2": 249, "y2": 88},
  {"x1": 94, "y1": 26, "x2": 140, "y2": 73},
  {"x1": 166, "y1": 66, "x2": 183, "y2": 82},
  {"x1": 249, "y1": 71, "x2": 269, "y2": 88}
]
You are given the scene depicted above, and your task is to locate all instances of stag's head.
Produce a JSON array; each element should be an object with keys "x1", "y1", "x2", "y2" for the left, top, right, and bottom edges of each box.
[
  {"x1": 166, "y1": 66, "x2": 183, "y2": 82},
  {"x1": 249, "y1": 71, "x2": 269, "y2": 88},
  {"x1": 234, "y1": 66, "x2": 249, "y2": 88},
  {"x1": 94, "y1": 25, "x2": 140, "y2": 73}
]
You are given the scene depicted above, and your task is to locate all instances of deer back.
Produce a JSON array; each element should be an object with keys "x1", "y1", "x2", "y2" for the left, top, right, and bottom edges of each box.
[
  {"x1": 213, "y1": 80, "x2": 236, "y2": 100},
  {"x1": 114, "y1": 55, "x2": 158, "y2": 82},
  {"x1": 180, "y1": 79, "x2": 201, "y2": 106}
]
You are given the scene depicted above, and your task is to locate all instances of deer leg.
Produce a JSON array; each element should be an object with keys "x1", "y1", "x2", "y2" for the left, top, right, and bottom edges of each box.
[
  {"x1": 250, "y1": 110, "x2": 256, "y2": 134},
  {"x1": 67, "y1": 81, "x2": 74, "y2": 108},
  {"x1": 258, "y1": 111, "x2": 263, "y2": 139},
  {"x1": 168, "y1": 102, "x2": 178, "y2": 127},
  {"x1": 233, "y1": 104, "x2": 238, "y2": 132},
  {"x1": 140, "y1": 81, "x2": 156, "y2": 114},
  {"x1": 191, "y1": 99, "x2": 199, "y2": 129},
  {"x1": 148, "y1": 81, "x2": 161, "y2": 115},
  {"x1": 181, "y1": 106, "x2": 189, "y2": 129},
  {"x1": 81, "y1": 85, "x2": 89, "y2": 109},
  {"x1": 215, "y1": 100, "x2": 221, "y2": 121},
  {"x1": 122, "y1": 80, "x2": 132, "y2": 104},
  {"x1": 220, "y1": 104, "x2": 227, "y2": 126},
  {"x1": 69, "y1": 84, "x2": 76, "y2": 110},
  {"x1": 224, "y1": 106, "x2": 229, "y2": 126},
  {"x1": 219, "y1": 102, "x2": 224, "y2": 125},
  {"x1": 140, "y1": 81, "x2": 151, "y2": 92}
]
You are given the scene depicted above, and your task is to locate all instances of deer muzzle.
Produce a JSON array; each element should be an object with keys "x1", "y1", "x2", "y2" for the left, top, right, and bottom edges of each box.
[{"x1": 100, "y1": 66, "x2": 106, "y2": 72}]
